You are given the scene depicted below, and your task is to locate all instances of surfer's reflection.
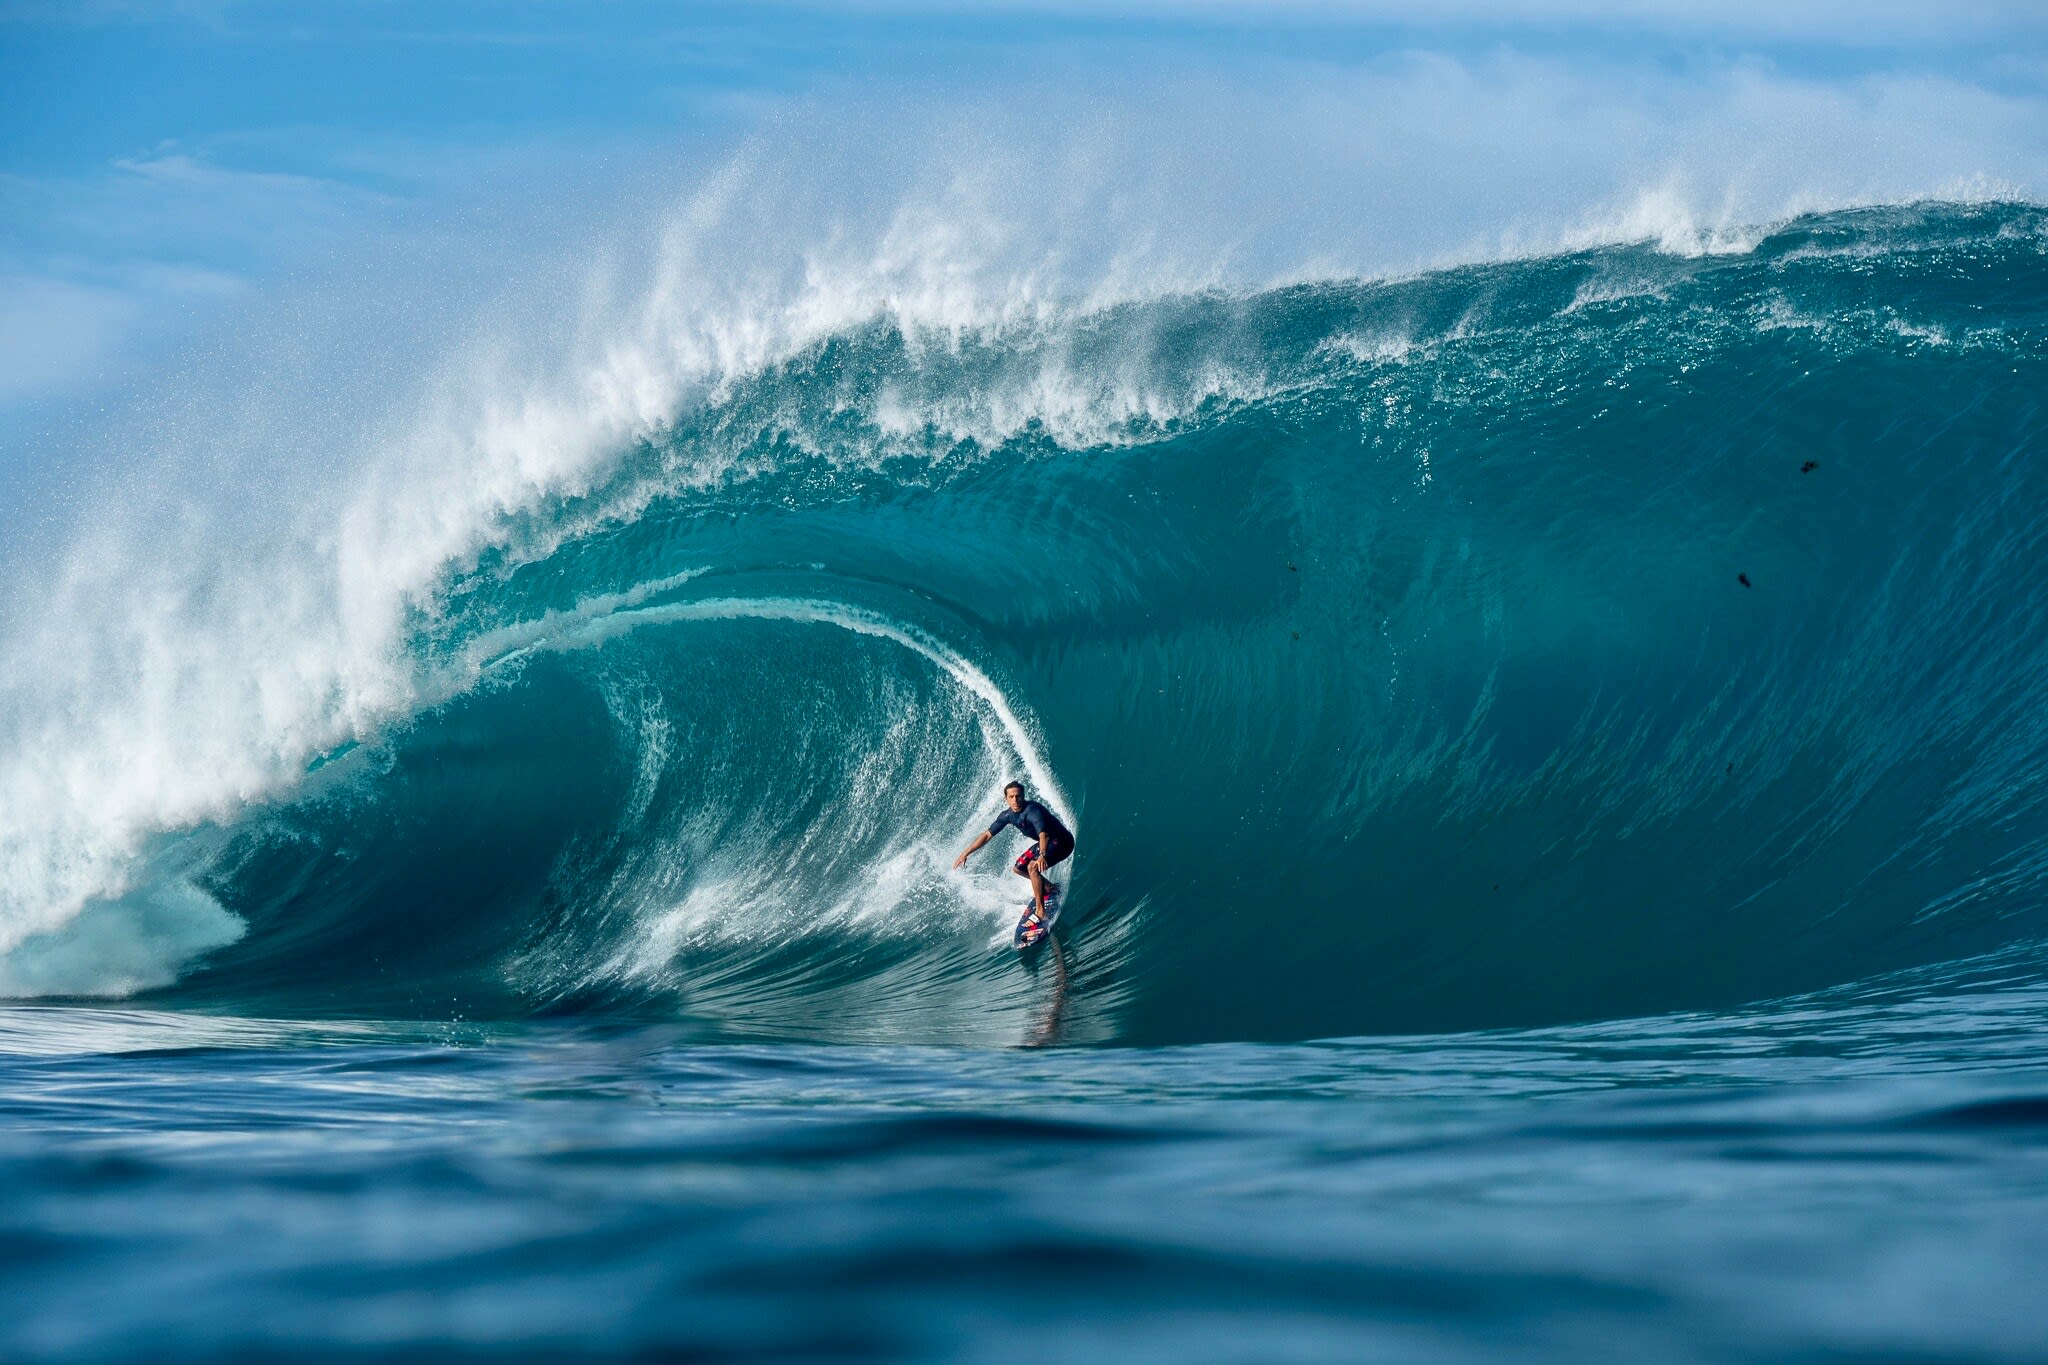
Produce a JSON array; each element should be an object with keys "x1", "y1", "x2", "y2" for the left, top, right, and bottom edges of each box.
[{"x1": 1024, "y1": 933, "x2": 1069, "y2": 1047}]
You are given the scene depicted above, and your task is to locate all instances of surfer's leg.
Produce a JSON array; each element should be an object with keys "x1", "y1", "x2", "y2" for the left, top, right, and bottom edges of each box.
[
  {"x1": 1013, "y1": 843, "x2": 1048, "y2": 912},
  {"x1": 1037, "y1": 836, "x2": 1072, "y2": 894}
]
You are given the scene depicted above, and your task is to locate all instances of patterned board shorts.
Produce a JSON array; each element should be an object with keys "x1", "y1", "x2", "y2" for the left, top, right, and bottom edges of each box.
[{"x1": 1013, "y1": 836, "x2": 1073, "y2": 875}]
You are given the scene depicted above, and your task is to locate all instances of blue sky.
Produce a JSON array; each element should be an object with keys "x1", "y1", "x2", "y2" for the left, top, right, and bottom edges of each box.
[{"x1": 4, "y1": 1, "x2": 2046, "y2": 445}]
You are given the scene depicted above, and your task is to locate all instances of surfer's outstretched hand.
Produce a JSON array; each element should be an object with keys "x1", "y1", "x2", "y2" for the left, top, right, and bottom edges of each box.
[{"x1": 953, "y1": 829, "x2": 991, "y2": 870}]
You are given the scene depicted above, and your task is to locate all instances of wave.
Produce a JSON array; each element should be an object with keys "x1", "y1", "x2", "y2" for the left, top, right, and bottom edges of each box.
[{"x1": 3, "y1": 200, "x2": 2047, "y2": 1043}]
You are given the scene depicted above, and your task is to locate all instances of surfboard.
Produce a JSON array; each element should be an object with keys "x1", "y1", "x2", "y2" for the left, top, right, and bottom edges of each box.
[{"x1": 1012, "y1": 883, "x2": 1062, "y2": 951}]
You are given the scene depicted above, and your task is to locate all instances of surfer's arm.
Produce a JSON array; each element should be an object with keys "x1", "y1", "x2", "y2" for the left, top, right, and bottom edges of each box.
[{"x1": 953, "y1": 830, "x2": 993, "y2": 869}]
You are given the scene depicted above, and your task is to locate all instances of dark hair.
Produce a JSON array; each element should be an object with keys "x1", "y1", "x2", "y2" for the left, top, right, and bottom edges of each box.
[{"x1": 1003, "y1": 781, "x2": 1025, "y2": 796}]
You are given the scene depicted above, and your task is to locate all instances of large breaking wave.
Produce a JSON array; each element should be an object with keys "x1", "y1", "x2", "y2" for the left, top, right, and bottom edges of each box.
[{"x1": 3, "y1": 201, "x2": 2046, "y2": 1043}]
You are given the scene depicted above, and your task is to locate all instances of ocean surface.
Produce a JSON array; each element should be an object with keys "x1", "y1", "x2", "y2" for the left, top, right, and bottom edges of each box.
[{"x1": 4, "y1": 202, "x2": 2048, "y2": 1359}]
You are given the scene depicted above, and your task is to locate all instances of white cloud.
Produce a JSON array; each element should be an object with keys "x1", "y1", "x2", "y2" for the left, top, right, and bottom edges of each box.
[
  {"x1": 0, "y1": 146, "x2": 404, "y2": 412},
  {"x1": 0, "y1": 276, "x2": 140, "y2": 403},
  {"x1": 0, "y1": 263, "x2": 243, "y2": 405}
]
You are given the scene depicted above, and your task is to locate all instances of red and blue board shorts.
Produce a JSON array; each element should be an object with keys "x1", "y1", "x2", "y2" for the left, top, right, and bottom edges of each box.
[{"x1": 1013, "y1": 834, "x2": 1073, "y2": 875}]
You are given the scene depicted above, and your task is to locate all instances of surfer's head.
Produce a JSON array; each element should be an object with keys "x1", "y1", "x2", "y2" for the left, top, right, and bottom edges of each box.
[{"x1": 1004, "y1": 781, "x2": 1025, "y2": 810}]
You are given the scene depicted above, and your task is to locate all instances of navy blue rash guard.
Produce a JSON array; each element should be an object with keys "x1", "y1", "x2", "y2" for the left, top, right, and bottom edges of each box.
[{"x1": 988, "y1": 800, "x2": 1072, "y2": 850}]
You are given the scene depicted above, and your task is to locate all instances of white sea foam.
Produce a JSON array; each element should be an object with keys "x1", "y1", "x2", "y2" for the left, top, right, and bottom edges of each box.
[
  {"x1": 1563, "y1": 266, "x2": 1683, "y2": 313},
  {"x1": 1755, "y1": 293, "x2": 1829, "y2": 332},
  {"x1": 1884, "y1": 316, "x2": 1951, "y2": 346},
  {"x1": 1318, "y1": 331, "x2": 1418, "y2": 366},
  {"x1": 0, "y1": 878, "x2": 243, "y2": 999},
  {"x1": 1563, "y1": 183, "x2": 1769, "y2": 259}
]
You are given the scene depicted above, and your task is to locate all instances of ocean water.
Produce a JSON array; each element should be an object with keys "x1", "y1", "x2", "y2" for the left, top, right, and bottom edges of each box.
[{"x1": 4, "y1": 201, "x2": 2048, "y2": 1358}]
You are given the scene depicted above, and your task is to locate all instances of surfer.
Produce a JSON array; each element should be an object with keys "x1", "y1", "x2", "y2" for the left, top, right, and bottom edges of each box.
[{"x1": 953, "y1": 781, "x2": 1073, "y2": 920}]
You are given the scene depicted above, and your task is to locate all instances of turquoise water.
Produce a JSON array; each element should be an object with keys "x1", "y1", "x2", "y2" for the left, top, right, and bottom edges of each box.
[{"x1": 4, "y1": 203, "x2": 2048, "y2": 1357}]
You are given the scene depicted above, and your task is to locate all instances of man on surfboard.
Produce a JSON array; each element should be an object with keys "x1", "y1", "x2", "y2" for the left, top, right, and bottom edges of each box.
[{"x1": 954, "y1": 782, "x2": 1073, "y2": 923}]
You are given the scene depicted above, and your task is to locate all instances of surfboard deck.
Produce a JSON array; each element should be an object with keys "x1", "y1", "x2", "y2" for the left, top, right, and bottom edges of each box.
[{"x1": 1012, "y1": 884, "x2": 1062, "y2": 951}]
